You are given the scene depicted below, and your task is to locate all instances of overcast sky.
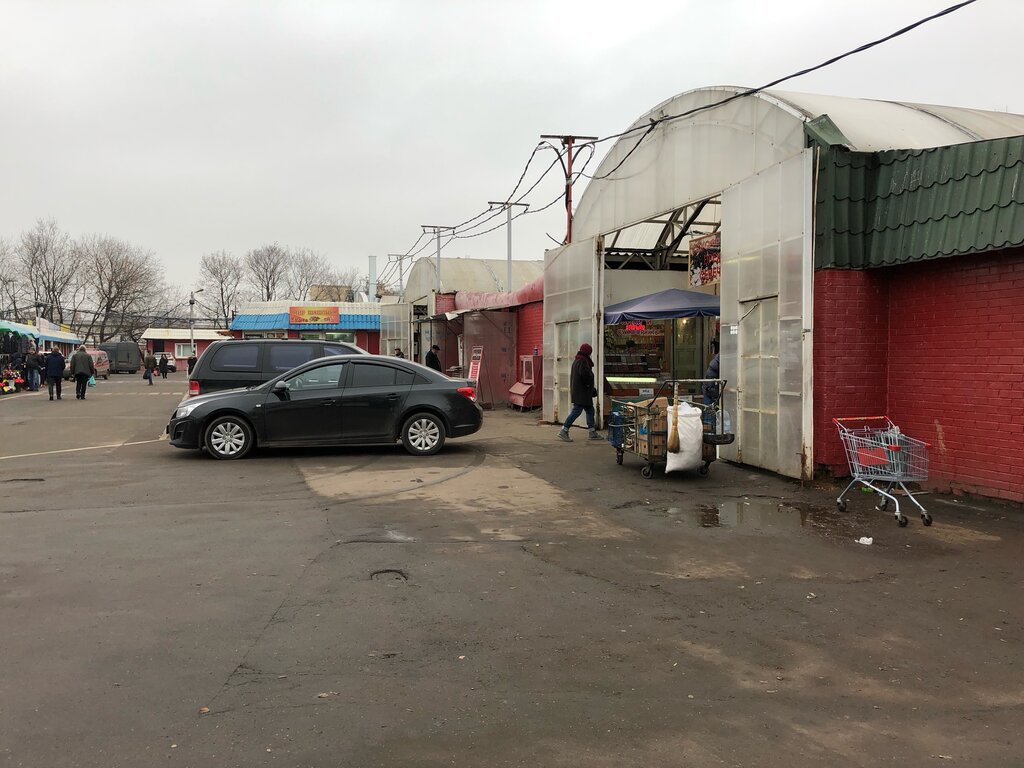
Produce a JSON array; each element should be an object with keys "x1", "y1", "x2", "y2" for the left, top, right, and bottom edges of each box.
[{"x1": 1, "y1": 0, "x2": 1020, "y2": 290}]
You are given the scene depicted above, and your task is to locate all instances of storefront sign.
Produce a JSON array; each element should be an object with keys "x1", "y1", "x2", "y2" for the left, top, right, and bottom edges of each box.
[
  {"x1": 690, "y1": 232, "x2": 721, "y2": 287},
  {"x1": 288, "y1": 306, "x2": 340, "y2": 324},
  {"x1": 467, "y1": 346, "x2": 483, "y2": 383},
  {"x1": 624, "y1": 322, "x2": 647, "y2": 332}
]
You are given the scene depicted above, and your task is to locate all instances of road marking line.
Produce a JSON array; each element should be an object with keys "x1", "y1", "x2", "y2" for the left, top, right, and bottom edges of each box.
[{"x1": 0, "y1": 438, "x2": 162, "y2": 461}]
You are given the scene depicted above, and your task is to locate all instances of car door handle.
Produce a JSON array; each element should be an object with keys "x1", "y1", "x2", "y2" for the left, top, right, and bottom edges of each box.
[
  {"x1": 386, "y1": 393, "x2": 400, "y2": 401},
  {"x1": 320, "y1": 398, "x2": 336, "y2": 406}
]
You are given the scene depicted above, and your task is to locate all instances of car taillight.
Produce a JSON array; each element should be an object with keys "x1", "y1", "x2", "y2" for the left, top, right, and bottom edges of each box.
[
  {"x1": 457, "y1": 386, "x2": 476, "y2": 402},
  {"x1": 189, "y1": 380, "x2": 200, "y2": 397}
]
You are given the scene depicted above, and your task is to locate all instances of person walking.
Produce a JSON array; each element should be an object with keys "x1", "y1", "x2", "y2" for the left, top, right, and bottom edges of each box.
[
  {"x1": 44, "y1": 348, "x2": 66, "y2": 400},
  {"x1": 143, "y1": 351, "x2": 157, "y2": 385},
  {"x1": 187, "y1": 353, "x2": 198, "y2": 375},
  {"x1": 158, "y1": 354, "x2": 169, "y2": 379},
  {"x1": 393, "y1": 347, "x2": 405, "y2": 359},
  {"x1": 425, "y1": 344, "x2": 442, "y2": 372},
  {"x1": 70, "y1": 345, "x2": 95, "y2": 400},
  {"x1": 557, "y1": 342, "x2": 603, "y2": 442},
  {"x1": 24, "y1": 346, "x2": 42, "y2": 391}
]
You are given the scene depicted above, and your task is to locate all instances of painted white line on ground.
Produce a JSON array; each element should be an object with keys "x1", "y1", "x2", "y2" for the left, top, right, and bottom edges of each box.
[{"x1": 0, "y1": 438, "x2": 162, "y2": 461}]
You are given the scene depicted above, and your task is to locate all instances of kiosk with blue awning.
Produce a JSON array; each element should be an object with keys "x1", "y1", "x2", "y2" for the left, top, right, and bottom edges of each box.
[{"x1": 602, "y1": 288, "x2": 721, "y2": 399}]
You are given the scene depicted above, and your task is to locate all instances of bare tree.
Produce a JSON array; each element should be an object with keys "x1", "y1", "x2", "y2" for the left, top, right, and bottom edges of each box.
[
  {"x1": 284, "y1": 248, "x2": 337, "y2": 301},
  {"x1": 76, "y1": 235, "x2": 164, "y2": 342},
  {"x1": 244, "y1": 243, "x2": 290, "y2": 302},
  {"x1": 198, "y1": 251, "x2": 244, "y2": 327},
  {"x1": 0, "y1": 238, "x2": 21, "y2": 319},
  {"x1": 17, "y1": 218, "x2": 79, "y2": 322}
]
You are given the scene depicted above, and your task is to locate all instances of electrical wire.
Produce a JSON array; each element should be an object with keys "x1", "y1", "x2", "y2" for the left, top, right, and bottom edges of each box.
[
  {"x1": 389, "y1": 1, "x2": 981, "y2": 272},
  {"x1": 579, "y1": 0, "x2": 980, "y2": 180}
]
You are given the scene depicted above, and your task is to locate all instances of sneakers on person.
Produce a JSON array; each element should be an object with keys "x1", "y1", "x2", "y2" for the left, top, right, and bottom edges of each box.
[
  {"x1": 557, "y1": 429, "x2": 573, "y2": 442},
  {"x1": 588, "y1": 430, "x2": 604, "y2": 440}
]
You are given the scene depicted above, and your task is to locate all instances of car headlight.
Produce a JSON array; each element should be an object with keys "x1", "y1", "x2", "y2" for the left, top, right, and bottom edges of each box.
[{"x1": 175, "y1": 401, "x2": 201, "y2": 419}]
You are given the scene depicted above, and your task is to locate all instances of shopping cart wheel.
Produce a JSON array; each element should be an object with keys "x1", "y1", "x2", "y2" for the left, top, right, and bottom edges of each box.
[
  {"x1": 616, "y1": 450, "x2": 623, "y2": 466},
  {"x1": 698, "y1": 463, "x2": 709, "y2": 476},
  {"x1": 641, "y1": 465, "x2": 654, "y2": 479},
  {"x1": 922, "y1": 514, "x2": 933, "y2": 526},
  {"x1": 876, "y1": 498, "x2": 889, "y2": 511},
  {"x1": 897, "y1": 515, "x2": 909, "y2": 527},
  {"x1": 836, "y1": 499, "x2": 848, "y2": 512}
]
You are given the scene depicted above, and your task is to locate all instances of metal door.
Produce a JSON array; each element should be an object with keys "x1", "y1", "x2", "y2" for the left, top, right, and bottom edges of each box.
[{"x1": 554, "y1": 321, "x2": 579, "y2": 422}]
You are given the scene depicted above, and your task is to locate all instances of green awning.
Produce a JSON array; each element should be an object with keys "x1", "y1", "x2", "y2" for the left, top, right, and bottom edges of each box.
[{"x1": 0, "y1": 319, "x2": 41, "y2": 337}]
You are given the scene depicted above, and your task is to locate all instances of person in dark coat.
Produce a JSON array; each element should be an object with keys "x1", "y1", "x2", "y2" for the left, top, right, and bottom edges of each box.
[
  {"x1": 557, "y1": 342, "x2": 602, "y2": 442},
  {"x1": 425, "y1": 344, "x2": 442, "y2": 372},
  {"x1": 70, "y1": 345, "x2": 95, "y2": 400},
  {"x1": 158, "y1": 354, "x2": 169, "y2": 379},
  {"x1": 187, "y1": 353, "x2": 198, "y2": 375},
  {"x1": 143, "y1": 351, "x2": 157, "y2": 385},
  {"x1": 24, "y1": 347, "x2": 42, "y2": 391},
  {"x1": 44, "y1": 349, "x2": 66, "y2": 400}
]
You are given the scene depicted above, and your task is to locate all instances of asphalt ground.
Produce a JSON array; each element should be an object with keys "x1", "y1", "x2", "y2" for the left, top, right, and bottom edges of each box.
[{"x1": 1, "y1": 375, "x2": 1022, "y2": 767}]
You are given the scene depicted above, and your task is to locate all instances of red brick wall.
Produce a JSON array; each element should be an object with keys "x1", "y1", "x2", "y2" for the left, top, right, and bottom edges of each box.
[
  {"x1": 885, "y1": 251, "x2": 1024, "y2": 501},
  {"x1": 813, "y1": 270, "x2": 890, "y2": 471},
  {"x1": 814, "y1": 248, "x2": 1024, "y2": 502},
  {"x1": 516, "y1": 302, "x2": 543, "y2": 360},
  {"x1": 435, "y1": 293, "x2": 457, "y2": 314}
]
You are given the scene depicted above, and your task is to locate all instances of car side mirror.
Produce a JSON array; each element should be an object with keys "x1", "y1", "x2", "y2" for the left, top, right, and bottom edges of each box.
[{"x1": 272, "y1": 380, "x2": 289, "y2": 399}]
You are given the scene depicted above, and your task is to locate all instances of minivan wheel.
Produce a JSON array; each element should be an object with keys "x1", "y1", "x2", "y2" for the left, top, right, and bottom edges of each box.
[
  {"x1": 401, "y1": 413, "x2": 446, "y2": 456},
  {"x1": 205, "y1": 415, "x2": 254, "y2": 460}
]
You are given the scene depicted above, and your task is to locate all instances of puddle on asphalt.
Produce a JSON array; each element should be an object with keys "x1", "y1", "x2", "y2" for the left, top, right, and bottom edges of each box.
[
  {"x1": 668, "y1": 499, "x2": 812, "y2": 530},
  {"x1": 653, "y1": 497, "x2": 877, "y2": 537}
]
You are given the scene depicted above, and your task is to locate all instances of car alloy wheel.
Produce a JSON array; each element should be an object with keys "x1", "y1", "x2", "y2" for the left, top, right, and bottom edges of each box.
[
  {"x1": 402, "y1": 413, "x2": 445, "y2": 456},
  {"x1": 205, "y1": 416, "x2": 253, "y2": 460}
]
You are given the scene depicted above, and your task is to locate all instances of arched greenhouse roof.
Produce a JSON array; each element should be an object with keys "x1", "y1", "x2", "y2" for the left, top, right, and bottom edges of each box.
[{"x1": 573, "y1": 86, "x2": 1024, "y2": 244}]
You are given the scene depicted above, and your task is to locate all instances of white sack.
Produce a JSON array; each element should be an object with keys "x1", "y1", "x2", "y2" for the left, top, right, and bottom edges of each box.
[{"x1": 665, "y1": 402, "x2": 704, "y2": 473}]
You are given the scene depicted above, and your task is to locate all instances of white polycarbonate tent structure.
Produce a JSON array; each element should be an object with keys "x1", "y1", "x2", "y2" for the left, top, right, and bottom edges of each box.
[{"x1": 543, "y1": 86, "x2": 1024, "y2": 479}]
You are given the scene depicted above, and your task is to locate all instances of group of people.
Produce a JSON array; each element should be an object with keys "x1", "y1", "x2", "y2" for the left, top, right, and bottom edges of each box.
[
  {"x1": 142, "y1": 352, "x2": 175, "y2": 384},
  {"x1": 10, "y1": 345, "x2": 98, "y2": 401}
]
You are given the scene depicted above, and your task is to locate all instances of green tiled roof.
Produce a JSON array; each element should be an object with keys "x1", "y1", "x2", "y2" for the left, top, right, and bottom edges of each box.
[{"x1": 814, "y1": 135, "x2": 1024, "y2": 269}]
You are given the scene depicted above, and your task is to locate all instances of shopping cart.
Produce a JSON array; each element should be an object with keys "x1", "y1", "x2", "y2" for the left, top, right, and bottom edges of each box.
[{"x1": 833, "y1": 416, "x2": 932, "y2": 527}]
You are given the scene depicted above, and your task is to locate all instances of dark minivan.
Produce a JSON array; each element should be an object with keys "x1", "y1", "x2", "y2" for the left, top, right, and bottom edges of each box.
[
  {"x1": 188, "y1": 339, "x2": 367, "y2": 397},
  {"x1": 98, "y1": 342, "x2": 143, "y2": 374}
]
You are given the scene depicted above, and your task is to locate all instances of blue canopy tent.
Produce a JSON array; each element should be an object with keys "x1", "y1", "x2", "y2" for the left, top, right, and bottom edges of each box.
[{"x1": 603, "y1": 288, "x2": 720, "y2": 324}]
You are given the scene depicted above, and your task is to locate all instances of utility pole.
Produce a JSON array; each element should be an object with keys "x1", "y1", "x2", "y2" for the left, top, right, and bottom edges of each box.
[
  {"x1": 387, "y1": 253, "x2": 410, "y2": 295},
  {"x1": 487, "y1": 201, "x2": 528, "y2": 292},
  {"x1": 540, "y1": 133, "x2": 597, "y2": 245},
  {"x1": 420, "y1": 226, "x2": 454, "y2": 294},
  {"x1": 189, "y1": 288, "x2": 204, "y2": 355}
]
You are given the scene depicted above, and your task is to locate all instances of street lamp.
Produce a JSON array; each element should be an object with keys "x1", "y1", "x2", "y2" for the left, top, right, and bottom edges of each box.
[{"x1": 189, "y1": 289, "x2": 204, "y2": 356}]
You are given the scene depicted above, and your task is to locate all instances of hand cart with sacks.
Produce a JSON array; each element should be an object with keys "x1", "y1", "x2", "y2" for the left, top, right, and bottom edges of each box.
[
  {"x1": 833, "y1": 416, "x2": 932, "y2": 527},
  {"x1": 609, "y1": 379, "x2": 734, "y2": 478}
]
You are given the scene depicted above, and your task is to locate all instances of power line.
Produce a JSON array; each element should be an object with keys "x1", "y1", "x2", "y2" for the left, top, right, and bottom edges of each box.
[{"x1": 581, "y1": 0, "x2": 980, "y2": 180}]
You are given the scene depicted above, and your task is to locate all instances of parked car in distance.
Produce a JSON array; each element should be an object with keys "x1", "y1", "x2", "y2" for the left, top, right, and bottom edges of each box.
[
  {"x1": 62, "y1": 348, "x2": 111, "y2": 380},
  {"x1": 187, "y1": 338, "x2": 366, "y2": 397},
  {"x1": 98, "y1": 342, "x2": 142, "y2": 374},
  {"x1": 167, "y1": 354, "x2": 482, "y2": 459}
]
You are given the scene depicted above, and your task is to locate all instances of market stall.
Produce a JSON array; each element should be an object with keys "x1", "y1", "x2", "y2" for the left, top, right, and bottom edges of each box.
[
  {"x1": 602, "y1": 288, "x2": 720, "y2": 404},
  {"x1": 1, "y1": 319, "x2": 41, "y2": 395}
]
